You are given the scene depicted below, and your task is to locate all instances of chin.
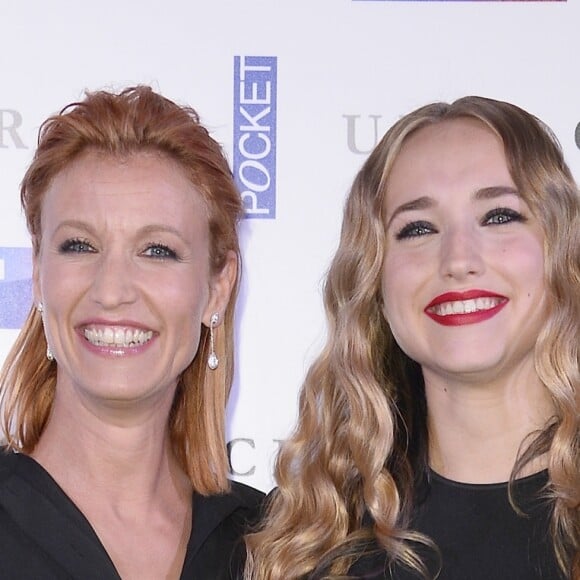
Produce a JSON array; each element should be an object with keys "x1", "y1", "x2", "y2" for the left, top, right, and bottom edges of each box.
[
  {"x1": 75, "y1": 377, "x2": 159, "y2": 402},
  {"x1": 424, "y1": 348, "x2": 508, "y2": 379}
]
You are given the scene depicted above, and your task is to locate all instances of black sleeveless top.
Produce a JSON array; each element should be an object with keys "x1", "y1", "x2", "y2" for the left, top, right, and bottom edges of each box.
[{"x1": 347, "y1": 469, "x2": 564, "y2": 579}]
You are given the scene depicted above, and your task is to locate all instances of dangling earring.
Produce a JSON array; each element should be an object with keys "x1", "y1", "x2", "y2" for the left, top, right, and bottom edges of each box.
[
  {"x1": 37, "y1": 303, "x2": 54, "y2": 362},
  {"x1": 207, "y1": 313, "x2": 219, "y2": 370}
]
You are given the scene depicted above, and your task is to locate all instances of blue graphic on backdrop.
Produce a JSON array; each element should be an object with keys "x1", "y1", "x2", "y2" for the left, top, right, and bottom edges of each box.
[
  {"x1": 234, "y1": 56, "x2": 277, "y2": 219},
  {"x1": 0, "y1": 248, "x2": 33, "y2": 329}
]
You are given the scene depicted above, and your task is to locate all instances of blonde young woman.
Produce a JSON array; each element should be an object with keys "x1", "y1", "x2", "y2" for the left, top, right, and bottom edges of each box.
[
  {"x1": 0, "y1": 86, "x2": 262, "y2": 579},
  {"x1": 246, "y1": 97, "x2": 579, "y2": 579}
]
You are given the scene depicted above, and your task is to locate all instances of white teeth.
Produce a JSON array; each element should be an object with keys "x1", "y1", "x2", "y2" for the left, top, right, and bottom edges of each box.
[
  {"x1": 431, "y1": 297, "x2": 502, "y2": 316},
  {"x1": 83, "y1": 327, "x2": 153, "y2": 347}
]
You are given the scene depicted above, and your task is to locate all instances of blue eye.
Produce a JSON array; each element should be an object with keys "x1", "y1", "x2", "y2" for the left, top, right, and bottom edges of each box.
[
  {"x1": 483, "y1": 207, "x2": 526, "y2": 226},
  {"x1": 395, "y1": 221, "x2": 437, "y2": 240},
  {"x1": 143, "y1": 244, "x2": 178, "y2": 260},
  {"x1": 59, "y1": 238, "x2": 96, "y2": 253}
]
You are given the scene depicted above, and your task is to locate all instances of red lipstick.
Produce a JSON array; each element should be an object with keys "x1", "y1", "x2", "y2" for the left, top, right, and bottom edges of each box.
[{"x1": 425, "y1": 290, "x2": 508, "y2": 327}]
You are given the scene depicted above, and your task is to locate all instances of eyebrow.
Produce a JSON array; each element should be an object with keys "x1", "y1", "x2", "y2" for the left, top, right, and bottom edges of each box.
[
  {"x1": 53, "y1": 220, "x2": 96, "y2": 237},
  {"x1": 386, "y1": 185, "x2": 519, "y2": 229},
  {"x1": 53, "y1": 220, "x2": 188, "y2": 242},
  {"x1": 137, "y1": 224, "x2": 188, "y2": 241},
  {"x1": 386, "y1": 196, "x2": 434, "y2": 229},
  {"x1": 474, "y1": 185, "x2": 519, "y2": 201}
]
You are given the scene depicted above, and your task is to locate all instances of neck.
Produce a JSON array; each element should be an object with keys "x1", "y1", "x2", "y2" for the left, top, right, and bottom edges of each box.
[
  {"x1": 424, "y1": 364, "x2": 553, "y2": 484},
  {"x1": 30, "y1": 382, "x2": 190, "y2": 508}
]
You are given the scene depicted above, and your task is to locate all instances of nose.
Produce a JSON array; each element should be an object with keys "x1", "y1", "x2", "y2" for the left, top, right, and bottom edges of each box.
[
  {"x1": 90, "y1": 251, "x2": 138, "y2": 310},
  {"x1": 438, "y1": 224, "x2": 485, "y2": 281}
]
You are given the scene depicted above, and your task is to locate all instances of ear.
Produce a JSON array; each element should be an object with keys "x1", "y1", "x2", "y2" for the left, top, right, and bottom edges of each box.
[{"x1": 202, "y1": 251, "x2": 238, "y2": 327}]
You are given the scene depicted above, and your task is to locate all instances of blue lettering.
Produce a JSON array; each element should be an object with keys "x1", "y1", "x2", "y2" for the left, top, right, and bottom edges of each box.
[{"x1": 234, "y1": 56, "x2": 277, "y2": 218}]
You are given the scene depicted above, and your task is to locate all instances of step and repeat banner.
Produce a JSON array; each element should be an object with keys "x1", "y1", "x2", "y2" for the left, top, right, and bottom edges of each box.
[{"x1": 1, "y1": 0, "x2": 578, "y2": 491}]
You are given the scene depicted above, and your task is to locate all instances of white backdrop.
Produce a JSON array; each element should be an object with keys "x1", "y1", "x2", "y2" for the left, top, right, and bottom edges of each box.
[{"x1": 1, "y1": 0, "x2": 578, "y2": 492}]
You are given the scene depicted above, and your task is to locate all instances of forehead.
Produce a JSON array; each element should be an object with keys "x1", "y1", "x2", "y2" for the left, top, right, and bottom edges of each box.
[
  {"x1": 385, "y1": 118, "x2": 511, "y2": 204},
  {"x1": 41, "y1": 151, "x2": 209, "y2": 229},
  {"x1": 397, "y1": 117, "x2": 503, "y2": 168}
]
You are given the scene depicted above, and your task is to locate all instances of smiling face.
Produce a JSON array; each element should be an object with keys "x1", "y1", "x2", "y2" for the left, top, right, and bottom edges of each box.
[
  {"x1": 34, "y1": 151, "x2": 234, "y2": 410},
  {"x1": 381, "y1": 118, "x2": 547, "y2": 386}
]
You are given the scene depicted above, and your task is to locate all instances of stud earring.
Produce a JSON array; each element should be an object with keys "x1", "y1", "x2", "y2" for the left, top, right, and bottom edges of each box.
[
  {"x1": 37, "y1": 302, "x2": 43, "y2": 313},
  {"x1": 207, "y1": 313, "x2": 219, "y2": 370}
]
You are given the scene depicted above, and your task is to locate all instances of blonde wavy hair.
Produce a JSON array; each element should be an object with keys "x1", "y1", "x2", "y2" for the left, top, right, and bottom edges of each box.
[
  {"x1": 0, "y1": 86, "x2": 243, "y2": 495},
  {"x1": 245, "y1": 96, "x2": 580, "y2": 578}
]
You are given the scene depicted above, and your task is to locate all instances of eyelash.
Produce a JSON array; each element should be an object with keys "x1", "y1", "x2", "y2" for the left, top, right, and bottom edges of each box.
[
  {"x1": 58, "y1": 239, "x2": 179, "y2": 260},
  {"x1": 395, "y1": 221, "x2": 437, "y2": 240},
  {"x1": 58, "y1": 238, "x2": 96, "y2": 253},
  {"x1": 395, "y1": 207, "x2": 527, "y2": 241},
  {"x1": 142, "y1": 243, "x2": 179, "y2": 260},
  {"x1": 483, "y1": 207, "x2": 527, "y2": 225}
]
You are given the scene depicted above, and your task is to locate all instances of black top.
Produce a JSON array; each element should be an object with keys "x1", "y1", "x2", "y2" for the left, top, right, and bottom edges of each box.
[
  {"x1": 347, "y1": 469, "x2": 563, "y2": 580},
  {"x1": 0, "y1": 450, "x2": 263, "y2": 579}
]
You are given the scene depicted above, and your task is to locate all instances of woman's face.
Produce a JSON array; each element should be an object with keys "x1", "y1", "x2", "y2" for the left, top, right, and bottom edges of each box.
[
  {"x1": 381, "y1": 118, "x2": 547, "y2": 386},
  {"x1": 34, "y1": 151, "x2": 235, "y2": 409}
]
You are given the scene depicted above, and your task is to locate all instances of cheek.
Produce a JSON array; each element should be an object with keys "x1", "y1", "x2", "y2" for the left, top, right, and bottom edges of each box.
[
  {"x1": 380, "y1": 255, "x2": 411, "y2": 331},
  {"x1": 380, "y1": 249, "x2": 433, "y2": 358},
  {"x1": 507, "y1": 237, "x2": 545, "y2": 291},
  {"x1": 521, "y1": 252, "x2": 547, "y2": 315},
  {"x1": 159, "y1": 278, "x2": 208, "y2": 366},
  {"x1": 161, "y1": 275, "x2": 209, "y2": 329},
  {"x1": 380, "y1": 287, "x2": 416, "y2": 364},
  {"x1": 381, "y1": 250, "x2": 425, "y2": 310},
  {"x1": 38, "y1": 258, "x2": 74, "y2": 309}
]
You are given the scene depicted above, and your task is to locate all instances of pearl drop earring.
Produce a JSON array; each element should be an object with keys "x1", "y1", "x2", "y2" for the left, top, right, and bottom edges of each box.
[
  {"x1": 207, "y1": 313, "x2": 219, "y2": 370},
  {"x1": 37, "y1": 303, "x2": 54, "y2": 362}
]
